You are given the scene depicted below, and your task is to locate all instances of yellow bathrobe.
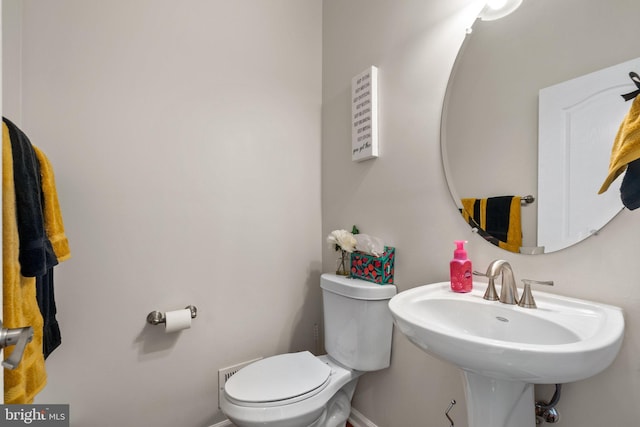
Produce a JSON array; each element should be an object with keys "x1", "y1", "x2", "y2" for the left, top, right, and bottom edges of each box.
[{"x1": 3, "y1": 122, "x2": 48, "y2": 403}]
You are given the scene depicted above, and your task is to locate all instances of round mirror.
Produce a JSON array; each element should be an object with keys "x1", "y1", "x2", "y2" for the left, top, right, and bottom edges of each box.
[{"x1": 442, "y1": 0, "x2": 640, "y2": 254}]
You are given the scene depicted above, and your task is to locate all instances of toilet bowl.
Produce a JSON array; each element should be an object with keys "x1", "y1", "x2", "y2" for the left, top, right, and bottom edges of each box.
[
  {"x1": 220, "y1": 353, "x2": 362, "y2": 427},
  {"x1": 220, "y1": 274, "x2": 397, "y2": 427}
]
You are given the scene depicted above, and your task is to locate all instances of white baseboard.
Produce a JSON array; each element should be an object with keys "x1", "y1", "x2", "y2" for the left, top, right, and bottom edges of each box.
[
  {"x1": 213, "y1": 408, "x2": 377, "y2": 427},
  {"x1": 348, "y1": 408, "x2": 379, "y2": 427}
]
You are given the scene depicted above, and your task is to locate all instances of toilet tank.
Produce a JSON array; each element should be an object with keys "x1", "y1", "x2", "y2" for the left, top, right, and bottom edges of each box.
[{"x1": 320, "y1": 273, "x2": 397, "y2": 371}]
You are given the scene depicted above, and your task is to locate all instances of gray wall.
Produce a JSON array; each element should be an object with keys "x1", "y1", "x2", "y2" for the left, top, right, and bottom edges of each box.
[
  {"x1": 4, "y1": 1, "x2": 322, "y2": 426},
  {"x1": 323, "y1": 0, "x2": 640, "y2": 426}
]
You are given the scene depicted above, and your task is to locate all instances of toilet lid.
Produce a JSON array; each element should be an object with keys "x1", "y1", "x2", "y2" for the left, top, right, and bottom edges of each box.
[{"x1": 224, "y1": 351, "x2": 331, "y2": 404}]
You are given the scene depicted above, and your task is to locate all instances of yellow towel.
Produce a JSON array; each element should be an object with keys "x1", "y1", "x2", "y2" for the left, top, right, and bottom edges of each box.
[
  {"x1": 599, "y1": 95, "x2": 640, "y2": 194},
  {"x1": 501, "y1": 196, "x2": 523, "y2": 253},
  {"x1": 3, "y1": 123, "x2": 48, "y2": 403},
  {"x1": 32, "y1": 145, "x2": 71, "y2": 262},
  {"x1": 461, "y1": 198, "x2": 478, "y2": 226}
]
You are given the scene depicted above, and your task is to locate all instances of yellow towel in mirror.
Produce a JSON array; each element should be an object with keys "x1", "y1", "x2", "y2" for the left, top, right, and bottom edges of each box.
[
  {"x1": 461, "y1": 196, "x2": 522, "y2": 253},
  {"x1": 599, "y1": 95, "x2": 640, "y2": 194}
]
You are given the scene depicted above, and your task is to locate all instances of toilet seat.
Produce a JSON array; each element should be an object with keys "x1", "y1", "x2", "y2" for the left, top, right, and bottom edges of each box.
[{"x1": 224, "y1": 351, "x2": 331, "y2": 407}]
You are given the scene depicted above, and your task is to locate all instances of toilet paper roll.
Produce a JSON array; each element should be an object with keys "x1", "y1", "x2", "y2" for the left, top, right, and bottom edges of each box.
[{"x1": 164, "y1": 308, "x2": 192, "y2": 333}]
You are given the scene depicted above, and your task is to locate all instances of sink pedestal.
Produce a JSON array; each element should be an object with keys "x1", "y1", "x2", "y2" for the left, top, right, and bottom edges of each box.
[{"x1": 462, "y1": 372, "x2": 535, "y2": 427}]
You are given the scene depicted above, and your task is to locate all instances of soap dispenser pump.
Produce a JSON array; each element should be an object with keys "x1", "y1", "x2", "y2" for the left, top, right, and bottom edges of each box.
[{"x1": 450, "y1": 240, "x2": 472, "y2": 293}]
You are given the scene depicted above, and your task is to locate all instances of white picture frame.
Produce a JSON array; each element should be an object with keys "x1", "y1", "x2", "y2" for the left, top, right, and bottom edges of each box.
[{"x1": 351, "y1": 66, "x2": 378, "y2": 162}]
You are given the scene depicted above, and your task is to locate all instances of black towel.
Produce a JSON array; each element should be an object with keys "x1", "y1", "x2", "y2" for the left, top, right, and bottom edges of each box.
[
  {"x1": 3, "y1": 117, "x2": 58, "y2": 277},
  {"x1": 36, "y1": 269, "x2": 62, "y2": 359},
  {"x1": 468, "y1": 196, "x2": 514, "y2": 243},
  {"x1": 483, "y1": 196, "x2": 514, "y2": 243},
  {"x1": 3, "y1": 117, "x2": 62, "y2": 357},
  {"x1": 621, "y1": 158, "x2": 640, "y2": 210}
]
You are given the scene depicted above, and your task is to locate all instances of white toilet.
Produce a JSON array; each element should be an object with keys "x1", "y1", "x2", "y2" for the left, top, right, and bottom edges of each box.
[{"x1": 220, "y1": 273, "x2": 397, "y2": 427}]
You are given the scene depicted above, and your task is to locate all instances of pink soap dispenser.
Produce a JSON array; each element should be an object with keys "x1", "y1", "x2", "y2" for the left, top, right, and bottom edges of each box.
[{"x1": 450, "y1": 240, "x2": 472, "y2": 293}]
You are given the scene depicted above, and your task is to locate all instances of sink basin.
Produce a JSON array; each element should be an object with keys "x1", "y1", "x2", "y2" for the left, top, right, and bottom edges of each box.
[
  {"x1": 389, "y1": 281, "x2": 624, "y2": 384},
  {"x1": 422, "y1": 299, "x2": 580, "y2": 345},
  {"x1": 390, "y1": 281, "x2": 625, "y2": 427}
]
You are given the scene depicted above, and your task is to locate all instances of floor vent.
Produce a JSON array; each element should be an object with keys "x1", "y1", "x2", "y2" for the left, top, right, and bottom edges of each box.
[{"x1": 218, "y1": 357, "x2": 262, "y2": 408}]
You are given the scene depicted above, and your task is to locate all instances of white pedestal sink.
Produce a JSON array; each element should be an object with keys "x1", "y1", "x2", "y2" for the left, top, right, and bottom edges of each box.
[{"x1": 388, "y1": 282, "x2": 624, "y2": 427}]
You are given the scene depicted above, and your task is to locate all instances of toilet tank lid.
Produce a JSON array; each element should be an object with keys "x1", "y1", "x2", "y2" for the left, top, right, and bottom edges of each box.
[{"x1": 321, "y1": 273, "x2": 397, "y2": 300}]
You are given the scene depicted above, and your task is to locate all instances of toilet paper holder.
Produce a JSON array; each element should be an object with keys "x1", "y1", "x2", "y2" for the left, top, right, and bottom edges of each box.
[{"x1": 146, "y1": 305, "x2": 198, "y2": 326}]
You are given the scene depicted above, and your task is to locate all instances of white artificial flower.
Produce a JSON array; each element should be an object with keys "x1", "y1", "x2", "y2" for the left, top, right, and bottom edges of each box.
[{"x1": 327, "y1": 229, "x2": 357, "y2": 253}]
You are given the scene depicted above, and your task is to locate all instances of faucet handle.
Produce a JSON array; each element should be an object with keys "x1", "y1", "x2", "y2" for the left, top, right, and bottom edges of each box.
[
  {"x1": 473, "y1": 271, "x2": 499, "y2": 301},
  {"x1": 518, "y1": 279, "x2": 554, "y2": 309}
]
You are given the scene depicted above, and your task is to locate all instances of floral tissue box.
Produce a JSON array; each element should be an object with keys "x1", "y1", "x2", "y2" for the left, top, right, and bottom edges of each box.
[{"x1": 350, "y1": 246, "x2": 395, "y2": 284}]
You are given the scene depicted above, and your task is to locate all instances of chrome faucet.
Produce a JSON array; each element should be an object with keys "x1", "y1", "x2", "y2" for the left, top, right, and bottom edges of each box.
[
  {"x1": 484, "y1": 260, "x2": 519, "y2": 304},
  {"x1": 475, "y1": 260, "x2": 555, "y2": 308}
]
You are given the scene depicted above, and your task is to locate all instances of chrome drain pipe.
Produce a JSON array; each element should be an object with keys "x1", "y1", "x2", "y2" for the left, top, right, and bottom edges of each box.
[{"x1": 535, "y1": 384, "x2": 562, "y2": 424}]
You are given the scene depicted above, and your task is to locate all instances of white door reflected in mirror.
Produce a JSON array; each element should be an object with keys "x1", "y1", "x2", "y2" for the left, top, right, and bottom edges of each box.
[{"x1": 537, "y1": 58, "x2": 640, "y2": 252}]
